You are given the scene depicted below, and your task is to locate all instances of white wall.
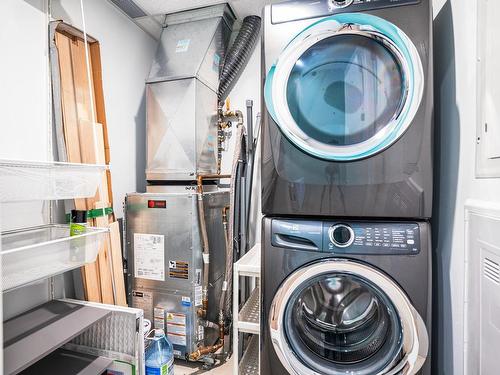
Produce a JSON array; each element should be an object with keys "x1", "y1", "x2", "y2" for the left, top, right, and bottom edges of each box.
[
  {"x1": 433, "y1": 0, "x2": 500, "y2": 374},
  {"x1": 0, "y1": 0, "x2": 156, "y2": 319},
  {"x1": 0, "y1": 0, "x2": 156, "y2": 221}
]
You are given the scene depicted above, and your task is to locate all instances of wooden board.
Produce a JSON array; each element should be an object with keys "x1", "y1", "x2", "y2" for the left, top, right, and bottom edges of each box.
[
  {"x1": 54, "y1": 24, "x2": 126, "y2": 306},
  {"x1": 94, "y1": 202, "x2": 114, "y2": 305},
  {"x1": 109, "y1": 221, "x2": 127, "y2": 307}
]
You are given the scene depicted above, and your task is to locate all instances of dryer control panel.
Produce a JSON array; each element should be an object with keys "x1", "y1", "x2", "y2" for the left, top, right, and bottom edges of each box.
[
  {"x1": 272, "y1": 0, "x2": 421, "y2": 24},
  {"x1": 271, "y1": 219, "x2": 422, "y2": 255}
]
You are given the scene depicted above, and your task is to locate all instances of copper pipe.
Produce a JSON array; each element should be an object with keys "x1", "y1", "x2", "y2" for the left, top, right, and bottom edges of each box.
[
  {"x1": 188, "y1": 311, "x2": 225, "y2": 361},
  {"x1": 188, "y1": 342, "x2": 224, "y2": 361}
]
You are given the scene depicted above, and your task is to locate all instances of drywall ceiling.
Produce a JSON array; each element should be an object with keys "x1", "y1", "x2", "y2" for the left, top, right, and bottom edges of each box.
[{"x1": 133, "y1": 0, "x2": 268, "y2": 18}]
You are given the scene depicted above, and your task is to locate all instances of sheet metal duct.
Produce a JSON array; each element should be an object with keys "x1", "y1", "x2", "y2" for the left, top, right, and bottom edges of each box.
[{"x1": 146, "y1": 5, "x2": 235, "y2": 181}]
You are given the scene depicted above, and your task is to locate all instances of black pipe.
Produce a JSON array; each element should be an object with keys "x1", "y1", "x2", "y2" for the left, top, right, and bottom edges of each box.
[{"x1": 217, "y1": 15, "x2": 261, "y2": 102}]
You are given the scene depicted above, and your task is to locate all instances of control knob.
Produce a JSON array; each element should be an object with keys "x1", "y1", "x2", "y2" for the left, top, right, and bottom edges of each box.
[
  {"x1": 329, "y1": 224, "x2": 355, "y2": 248},
  {"x1": 329, "y1": 0, "x2": 354, "y2": 9}
]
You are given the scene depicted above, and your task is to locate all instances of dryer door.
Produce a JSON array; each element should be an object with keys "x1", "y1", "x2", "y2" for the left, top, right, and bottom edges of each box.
[
  {"x1": 264, "y1": 13, "x2": 424, "y2": 161},
  {"x1": 269, "y1": 259, "x2": 428, "y2": 375}
]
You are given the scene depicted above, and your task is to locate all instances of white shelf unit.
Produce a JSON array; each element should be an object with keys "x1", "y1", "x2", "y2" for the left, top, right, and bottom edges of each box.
[
  {"x1": 233, "y1": 244, "x2": 260, "y2": 375},
  {"x1": 1, "y1": 224, "x2": 109, "y2": 291},
  {"x1": 0, "y1": 159, "x2": 136, "y2": 374},
  {"x1": 0, "y1": 159, "x2": 107, "y2": 202}
]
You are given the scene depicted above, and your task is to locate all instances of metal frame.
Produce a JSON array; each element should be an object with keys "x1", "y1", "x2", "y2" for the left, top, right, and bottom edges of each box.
[
  {"x1": 233, "y1": 244, "x2": 260, "y2": 375},
  {"x1": 269, "y1": 259, "x2": 428, "y2": 375}
]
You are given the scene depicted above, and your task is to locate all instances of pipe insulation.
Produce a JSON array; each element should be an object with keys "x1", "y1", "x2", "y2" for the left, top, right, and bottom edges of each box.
[{"x1": 217, "y1": 15, "x2": 261, "y2": 102}]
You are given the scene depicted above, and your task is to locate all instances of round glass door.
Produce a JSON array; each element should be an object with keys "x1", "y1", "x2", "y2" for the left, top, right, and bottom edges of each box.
[
  {"x1": 269, "y1": 260, "x2": 428, "y2": 375},
  {"x1": 284, "y1": 273, "x2": 402, "y2": 374},
  {"x1": 265, "y1": 13, "x2": 424, "y2": 161}
]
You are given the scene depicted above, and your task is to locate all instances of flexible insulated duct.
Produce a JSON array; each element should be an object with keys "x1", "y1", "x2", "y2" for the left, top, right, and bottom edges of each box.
[{"x1": 217, "y1": 15, "x2": 261, "y2": 102}]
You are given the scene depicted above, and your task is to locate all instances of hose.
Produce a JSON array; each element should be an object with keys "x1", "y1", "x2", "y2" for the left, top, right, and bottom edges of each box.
[
  {"x1": 195, "y1": 175, "x2": 231, "y2": 318},
  {"x1": 219, "y1": 206, "x2": 231, "y2": 313},
  {"x1": 224, "y1": 125, "x2": 246, "y2": 316},
  {"x1": 217, "y1": 15, "x2": 261, "y2": 102}
]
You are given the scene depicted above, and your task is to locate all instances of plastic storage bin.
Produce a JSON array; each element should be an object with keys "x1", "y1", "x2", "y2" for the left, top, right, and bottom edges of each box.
[
  {"x1": 0, "y1": 159, "x2": 107, "y2": 202},
  {"x1": 1, "y1": 224, "x2": 109, "y2": 291}
]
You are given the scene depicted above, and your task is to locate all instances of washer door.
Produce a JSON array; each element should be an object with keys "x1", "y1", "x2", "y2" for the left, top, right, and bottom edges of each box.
[
  {"x1": 269, "y1": 259, "x2": 428, "y2": 375},
  {"x1": 264, "y1": 13, "x2": 424, "y2": 161}
]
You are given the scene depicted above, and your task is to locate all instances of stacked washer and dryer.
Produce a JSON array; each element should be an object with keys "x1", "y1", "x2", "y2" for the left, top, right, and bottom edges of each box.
[{"x1": 260, "y1": 0, "x2": 433, "y2": 374}]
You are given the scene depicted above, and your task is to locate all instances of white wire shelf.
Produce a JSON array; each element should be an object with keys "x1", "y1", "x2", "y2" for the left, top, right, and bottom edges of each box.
[
  {"x1": 238, "y1": 335, "x2": 259, "y2": 375},
  {"x1": 0, "y1": 159, "x2": 107, "y2": 202},
  {"x1": 234, "y1": 243, "x2": 260, "y2": 277},
  {"x1": 1, "y1": 224, "x2": 109, "y2": 291},
  {"x1": 237, "y1": 286, "x2": 260, "y2": 334},
  {"x1": 3, "y1": 300, "x2": 111, "y2": 375}
]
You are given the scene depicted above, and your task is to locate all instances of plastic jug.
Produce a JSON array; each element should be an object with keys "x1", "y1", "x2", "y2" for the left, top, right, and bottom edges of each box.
[{"x1": 145, "y1": 329, "x2": 174, "y2": 375}]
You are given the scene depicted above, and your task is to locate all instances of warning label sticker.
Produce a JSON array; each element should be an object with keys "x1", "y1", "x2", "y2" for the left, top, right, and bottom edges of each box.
[
  {"x1": 134, "y1": 233, "x2": 165, "y2": 281},
  {"x1": 168, "y1": 260, "x2": 189, "y2": 279},
  {"x1": 166, "y1": 312, "x2": 187, "y2": 346}
]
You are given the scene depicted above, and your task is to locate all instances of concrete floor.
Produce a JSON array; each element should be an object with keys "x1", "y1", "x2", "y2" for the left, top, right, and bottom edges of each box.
[{"x1": 174, "y1": 356, "x2": 233, "y2": 375}]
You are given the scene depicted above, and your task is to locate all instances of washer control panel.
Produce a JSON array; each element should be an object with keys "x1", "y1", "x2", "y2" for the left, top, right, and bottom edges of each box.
[
  {"x1": 325, "y1": 222, "x2": 421, "y2": 255},
  {"x1": 271, "y1": 219, "x2": 421, "y2": 255}
]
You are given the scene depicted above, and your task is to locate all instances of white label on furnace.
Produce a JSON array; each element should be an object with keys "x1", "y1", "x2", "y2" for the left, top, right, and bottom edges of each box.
[
  {"x1": 194, "y1": 285, "x2": 202, "y2": 307},
  {"x1": 175, "y1": 39, "x2": 190, "y2": 53},
  {"x1": 132, "y1": 290, "x2": 154, "y2": 321},
  {"x1": 134, "y1": 233, "x2": 165, "y2": 281}
]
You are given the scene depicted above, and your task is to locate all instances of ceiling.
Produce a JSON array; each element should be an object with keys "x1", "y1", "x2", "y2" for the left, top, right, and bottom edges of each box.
[
  {"x1": 131, "y1": 0, "x2": 269, "y2": 19},
  {"x1": 108, "y1": 0, "x2": 271, "y2": 40}
]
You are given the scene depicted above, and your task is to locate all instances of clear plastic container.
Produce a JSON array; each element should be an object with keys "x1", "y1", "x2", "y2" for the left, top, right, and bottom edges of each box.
[
  {"x1": 0, "y1": 159, "x2": 107, "y2": 202},
  {"x1": 145, "y1": 329, "x2": 174, "y2": 375},
  {"x1": 1, "y1": 224, "x2": 109, "y2": 291}
]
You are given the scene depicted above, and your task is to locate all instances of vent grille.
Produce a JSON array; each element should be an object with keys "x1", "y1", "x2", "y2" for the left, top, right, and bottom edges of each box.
[
  {"x1": 484, "y1": 257, "x2": 500, "y2": 284},
  {"x1": 109, "y1": 0, "x2": 147, "y2": 18}
]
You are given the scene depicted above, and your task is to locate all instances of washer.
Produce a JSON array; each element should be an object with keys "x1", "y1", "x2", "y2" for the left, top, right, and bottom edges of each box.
[
  {"x1": 261, "y1": 217, "x2": 431, "y2": 374},
  {"x1": 262, "y1": 0, "x2": 433, "y2": 218}
]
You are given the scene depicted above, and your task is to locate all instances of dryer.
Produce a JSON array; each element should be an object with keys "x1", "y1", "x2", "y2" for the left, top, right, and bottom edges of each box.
[
  {"x1": 262, "y1": 0, "x2": 433, "y2": 218},
  {"x1": 261, "y1": 217, "x2": 432, "y2": 374}
]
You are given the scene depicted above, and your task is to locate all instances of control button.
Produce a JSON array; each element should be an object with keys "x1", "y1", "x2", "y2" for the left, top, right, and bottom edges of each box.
[
  {"x1": 328, "y1": 0, "x2": 354, "y2": 9},
  {"x1": 329, "y1": 224, "x2": 355, "y2": 248}
]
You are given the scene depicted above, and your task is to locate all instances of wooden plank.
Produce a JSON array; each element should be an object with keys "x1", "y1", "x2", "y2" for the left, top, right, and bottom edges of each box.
[
  {"x1": 92, "y1": 123, "x2": 114, "y2": 304},
  {"x1": 82, "y1": 262, "x2": 101, "y2": 303},
  {"x1": 56, "y1": 31, "x2": 101, "y2": 301},
  {"x1": 54, "y1": 25, "x2": 119, "y2": 305},
  {"x1": 70, "y1": 37, "x2": 94, "y2": 124},
  {"x1": 78, "y1": 120, "x2": 109, "y2": 206},
  {"x1": 89, "y1": 42, "x2": 114, "y2": 210},
  {"x1": 79, "y1": 120, "x2": 114, "y2": 304},
  {"x1": 109, "y1": 221, "x2": 127, "y2": 307},
  {"x1": 89, "y1": 42, "x2": 110, "y2": 164},
  {"x1": 55, "y1": 33, "x2": 81, "y2": 164},
  {"x1": 94, "y1": 202, "x2": 114, "y2": 305}
]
